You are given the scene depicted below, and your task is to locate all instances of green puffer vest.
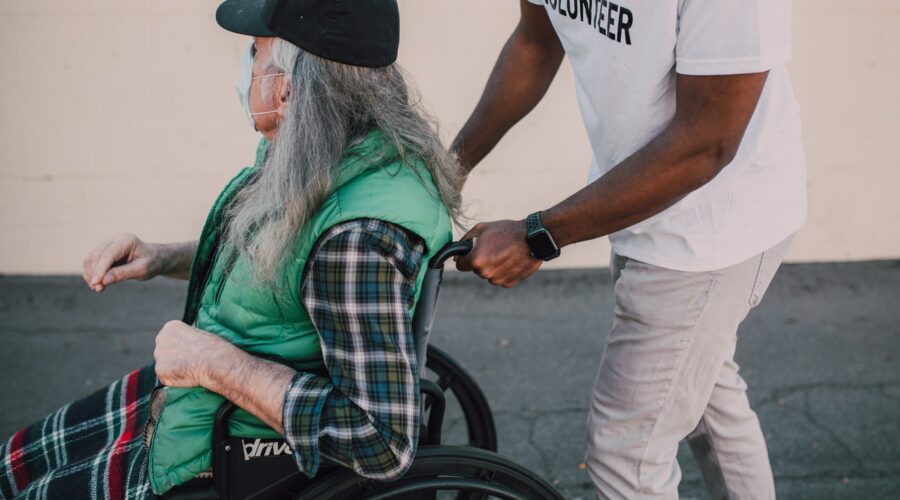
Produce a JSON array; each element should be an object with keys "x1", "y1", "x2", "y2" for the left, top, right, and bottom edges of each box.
[{"x1": 146, "y1": 130, "x2": 453, "y2": 494}]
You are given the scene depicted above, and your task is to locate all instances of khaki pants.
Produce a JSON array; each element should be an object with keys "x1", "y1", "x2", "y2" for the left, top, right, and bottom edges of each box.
[{"x1": 586, "y1": 235, "x2": 794, "y2": 499}]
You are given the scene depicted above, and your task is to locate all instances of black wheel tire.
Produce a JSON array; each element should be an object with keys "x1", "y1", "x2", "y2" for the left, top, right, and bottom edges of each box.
[
  {"x1": 293, "y1": 446, "x2": 564, "y2": 500},
  {"x1": 424, "y1": 345, "x2": 498, "y2": 452}
]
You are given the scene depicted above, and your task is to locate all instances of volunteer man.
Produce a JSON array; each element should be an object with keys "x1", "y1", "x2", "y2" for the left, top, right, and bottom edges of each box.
[{"x1": 453, "y1": 1, "x2": 806, "y2": 497}]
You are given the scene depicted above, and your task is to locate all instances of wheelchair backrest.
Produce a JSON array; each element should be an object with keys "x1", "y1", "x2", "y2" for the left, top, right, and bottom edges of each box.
[
  {"x1": 411, "y1": 267, "x2": 443, "y2": 370},
  {"x1": 410, "y1": 240, "x2": 472, "y2": 372}
]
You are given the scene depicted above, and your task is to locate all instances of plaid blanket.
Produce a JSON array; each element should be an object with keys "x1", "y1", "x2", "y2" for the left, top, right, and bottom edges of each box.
[{"x1": 0, "y1": 365, "x2": 158, "y2": 500}]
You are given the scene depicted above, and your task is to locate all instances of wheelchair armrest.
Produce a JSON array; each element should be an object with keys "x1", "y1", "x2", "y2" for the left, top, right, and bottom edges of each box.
[{"x1": 212, "y1": 400, "x2": 239, "y2": 498}]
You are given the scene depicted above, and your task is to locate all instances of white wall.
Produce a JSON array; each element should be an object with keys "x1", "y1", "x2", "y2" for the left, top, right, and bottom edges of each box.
[{"x1": 0, "y1": 0, "x2": 897, "y2": 274}]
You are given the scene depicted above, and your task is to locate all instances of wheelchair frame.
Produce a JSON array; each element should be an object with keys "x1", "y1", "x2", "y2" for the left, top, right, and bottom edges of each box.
[{"x1": 163, "y1": 241, "x2": 563, "y2": 499}]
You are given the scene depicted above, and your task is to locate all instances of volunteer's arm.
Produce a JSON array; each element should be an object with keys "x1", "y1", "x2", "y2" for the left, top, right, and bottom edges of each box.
[
  {"x1": 541, "y1": 72, "x2": 769, "y2": 246},
  {"x1": 450, "y1": 0, "x2": 564, "y2": 180},
  {"x1": 456, "y1": 71, "x2": 770, "y2": 286}
]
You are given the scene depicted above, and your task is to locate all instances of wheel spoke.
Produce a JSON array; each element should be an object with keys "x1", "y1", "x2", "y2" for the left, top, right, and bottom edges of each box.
[{"x1": 425, "y1": 345, "x2": 498, "y2": 452}]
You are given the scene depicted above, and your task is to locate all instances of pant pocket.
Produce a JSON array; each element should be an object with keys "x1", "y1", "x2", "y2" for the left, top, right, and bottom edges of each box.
[
  {"x1": 609, "y1": 250, "x2": 629, "y2": 284},
  {"x1": 748, "y1": 235, "x2": 794, "y2": 308}
]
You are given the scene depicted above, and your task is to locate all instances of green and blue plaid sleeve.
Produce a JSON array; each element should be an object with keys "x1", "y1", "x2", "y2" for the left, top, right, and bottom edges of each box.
[{"x1": 282, "y1": 218, "x2": 425, "y2": 480}]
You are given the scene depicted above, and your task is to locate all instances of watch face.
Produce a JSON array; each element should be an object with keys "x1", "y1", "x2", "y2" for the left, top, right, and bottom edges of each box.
[{"x1": 528, "y1": 230, "x2": 559, "y2": 260}]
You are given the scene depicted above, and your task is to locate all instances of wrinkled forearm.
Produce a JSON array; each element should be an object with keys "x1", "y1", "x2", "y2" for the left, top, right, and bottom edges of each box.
[
  {"x1": 197, "y1": 341, "x2": 418, "y2": 480},
  {"x1": 158, "y1": 241, "x2": 198, "y2": 280},
  {"x1": 202, "y1": 344, "x2": 295, "y2": 434}
]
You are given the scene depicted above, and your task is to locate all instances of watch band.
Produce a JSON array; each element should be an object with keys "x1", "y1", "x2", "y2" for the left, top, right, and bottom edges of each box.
[{"x1": 526, "y1": 211, "x2": 543, "y2": 235}]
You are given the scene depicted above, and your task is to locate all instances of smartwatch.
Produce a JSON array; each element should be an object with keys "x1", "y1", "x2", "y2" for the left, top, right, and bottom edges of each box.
[{"x1": 525, "y1": 211, "x2": 560, "y2": 261}]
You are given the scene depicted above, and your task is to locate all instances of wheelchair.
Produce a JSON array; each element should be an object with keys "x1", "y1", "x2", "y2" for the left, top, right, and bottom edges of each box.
[{"x1": 163, "y1": 240, "x2": 563, "y2": 500}]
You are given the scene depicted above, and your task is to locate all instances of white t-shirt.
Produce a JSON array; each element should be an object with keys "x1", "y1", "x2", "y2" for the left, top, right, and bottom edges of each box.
[{"x1": 527, "y1": 0, "x2": 807, "y2": 271}]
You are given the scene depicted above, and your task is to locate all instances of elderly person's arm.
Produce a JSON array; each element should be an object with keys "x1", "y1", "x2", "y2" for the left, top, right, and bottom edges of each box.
[
  {"x1": 155, "y1": 218, "x2": 424, "y2": 480},
  {"x1": 82, "y1": 233, "x2": 198, "y2": 291}
]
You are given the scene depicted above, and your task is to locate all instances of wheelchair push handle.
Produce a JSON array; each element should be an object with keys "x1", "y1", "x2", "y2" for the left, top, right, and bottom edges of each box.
[{"x1": 428, "y1": 239, "x2": 473, "y2": 269}]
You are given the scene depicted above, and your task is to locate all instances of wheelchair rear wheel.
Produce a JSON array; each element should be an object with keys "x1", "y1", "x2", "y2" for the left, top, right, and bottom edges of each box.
[
  {"x1": 293, "y1": 445, "x2": 563, "y2": 500},
  {"x1": 424, "y1": 345, "x2": 497, "y2": 452}
]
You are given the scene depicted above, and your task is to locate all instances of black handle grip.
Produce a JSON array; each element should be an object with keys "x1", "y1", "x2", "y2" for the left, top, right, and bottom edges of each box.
[{"x1": 428, "y1": 240, "x2": 474, "y2": 269}]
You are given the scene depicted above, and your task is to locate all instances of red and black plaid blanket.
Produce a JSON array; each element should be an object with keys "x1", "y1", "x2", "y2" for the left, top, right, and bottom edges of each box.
[{"x1": 1, "y1": 365, "x2": 158, "y2": 500}]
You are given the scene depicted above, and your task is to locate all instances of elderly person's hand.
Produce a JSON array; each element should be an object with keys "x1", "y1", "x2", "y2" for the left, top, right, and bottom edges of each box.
[
  {"x1": 454, "y1": 220, "x2": 543, "y2": 288},
  {"x1": 82, "y1": 233, "x2": 164, "y2": 292},
  {"x1": 82, "y1": 234, "x2": 197, "y2": 292},
  {"x1": 154, "y1": 320, "x2": 238, "y2": 388}
]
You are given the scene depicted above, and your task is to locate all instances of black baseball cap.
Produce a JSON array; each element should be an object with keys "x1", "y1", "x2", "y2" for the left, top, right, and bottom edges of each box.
[{"x1": 216, "y1": 0, "x2": 400, "y2": 68}]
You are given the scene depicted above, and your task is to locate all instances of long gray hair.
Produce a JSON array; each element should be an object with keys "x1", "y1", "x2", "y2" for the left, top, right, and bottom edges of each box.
[{"x1": 223, "y1": 38, "x2": 463, "y2": 286}]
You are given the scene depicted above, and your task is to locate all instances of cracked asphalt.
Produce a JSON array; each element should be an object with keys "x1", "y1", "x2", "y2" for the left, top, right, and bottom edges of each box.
[{"x1": 2, "y1": 260, "x2": 899, "y2": 499}]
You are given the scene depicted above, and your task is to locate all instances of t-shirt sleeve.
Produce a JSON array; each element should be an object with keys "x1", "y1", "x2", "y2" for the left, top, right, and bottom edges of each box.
[
  {"x1": 525, "y1": 0, "x2": 544, "y2": 6},
  {"x1": 675, "y1": 0, "x2": 792, "y2": 76}
]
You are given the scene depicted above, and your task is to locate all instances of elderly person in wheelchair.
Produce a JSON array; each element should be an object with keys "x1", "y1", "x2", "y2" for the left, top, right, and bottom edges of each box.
[{"x1": 0, "y1": 1, "x2": 466, "y2": 498}]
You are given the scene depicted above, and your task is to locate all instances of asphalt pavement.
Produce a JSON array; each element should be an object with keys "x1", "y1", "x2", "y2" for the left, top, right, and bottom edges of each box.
[{"x1": 2, "y1": 260, "x2": 899, "y2": 499}]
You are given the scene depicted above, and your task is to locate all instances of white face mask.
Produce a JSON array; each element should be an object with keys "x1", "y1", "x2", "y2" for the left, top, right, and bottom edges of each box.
[{"x1": 236, "y1": 42, "x2": 287, "y2": 130}]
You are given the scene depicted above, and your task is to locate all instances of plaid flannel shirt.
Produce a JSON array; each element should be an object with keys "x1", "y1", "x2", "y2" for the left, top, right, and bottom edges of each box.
[{"x1": 283, "y1": 218, "x2": 425, "y2": 481}]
